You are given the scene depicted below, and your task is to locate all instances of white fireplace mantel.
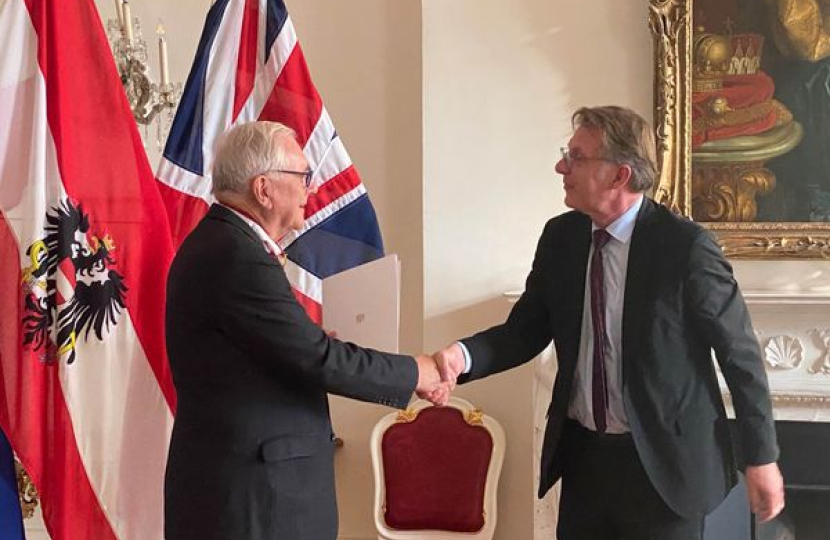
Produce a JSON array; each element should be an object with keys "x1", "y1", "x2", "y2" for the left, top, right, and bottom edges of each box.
[{"x1": 743, "y1": 291, "x2": 830, "y2": 305}]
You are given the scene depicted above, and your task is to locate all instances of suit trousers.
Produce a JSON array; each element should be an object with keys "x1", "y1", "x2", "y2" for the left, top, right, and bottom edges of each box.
[{"x1": 556, "y1": 420, "x2": 705, "y2": 540}]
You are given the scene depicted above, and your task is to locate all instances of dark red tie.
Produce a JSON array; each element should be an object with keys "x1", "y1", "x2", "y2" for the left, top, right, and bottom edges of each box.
[{"x1": 590, "y1": 229, "x2": 611, "y2": 433}]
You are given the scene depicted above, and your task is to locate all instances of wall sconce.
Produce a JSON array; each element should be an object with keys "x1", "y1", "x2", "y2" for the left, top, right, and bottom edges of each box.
[{"x1": 106, "y1": 0, "x2": 182, "y2": 150}]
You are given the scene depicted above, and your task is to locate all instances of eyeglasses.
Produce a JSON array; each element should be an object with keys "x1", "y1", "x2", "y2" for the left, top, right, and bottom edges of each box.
[
  {"x1": 264, "y1": 168, "x2": 315, "y2": 189},
  {"x1": 560, "y1": 147, "x2": 614, "y2": 170}
]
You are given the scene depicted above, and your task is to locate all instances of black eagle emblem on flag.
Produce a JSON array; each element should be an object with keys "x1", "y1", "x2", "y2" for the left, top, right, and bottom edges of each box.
[{"x1": 21, "y1": 198, "x2": 127, "y2": 365}]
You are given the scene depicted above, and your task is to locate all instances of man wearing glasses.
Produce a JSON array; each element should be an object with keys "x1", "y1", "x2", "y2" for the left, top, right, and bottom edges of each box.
[
  {"x1": 164, "y1": 121, "x2": 448, "y2": 540},
  {"x1": 431, "y1": 106, "x2": 784, "y2": 540}
]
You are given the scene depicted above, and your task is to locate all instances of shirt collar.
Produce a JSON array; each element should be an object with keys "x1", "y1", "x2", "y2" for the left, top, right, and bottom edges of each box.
[
  {"x1": 217, "y1": 202, "x2": 284, "y2": 257},
  {"x1": 592, "y1": 194, "x2": 644, "y2": 245}
]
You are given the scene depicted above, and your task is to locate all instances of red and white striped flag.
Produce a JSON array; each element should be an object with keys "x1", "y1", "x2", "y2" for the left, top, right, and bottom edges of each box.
[
  {"x1": 0, "y1": 1, "x2": 176, "y2": 539},
  {"x1": 156, "y1": 0, "x2": 386, "y2": 324}
]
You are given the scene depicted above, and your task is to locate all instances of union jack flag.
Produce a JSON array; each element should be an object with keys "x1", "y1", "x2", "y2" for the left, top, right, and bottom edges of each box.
[{"x1": 156, "y1": 0, "x2": 384, "y2": 323}]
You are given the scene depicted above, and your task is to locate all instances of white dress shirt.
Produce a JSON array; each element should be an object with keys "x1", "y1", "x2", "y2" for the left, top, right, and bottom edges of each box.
[
  {"x1": 218, "y1": 202, "x2": 284, "y2": 259},
  {"x1": 567, "y1": 195, "x2": 643, "y2": 433},
  {"x1": 457, "y1": 197, "x2": 644, "y2": 434}
]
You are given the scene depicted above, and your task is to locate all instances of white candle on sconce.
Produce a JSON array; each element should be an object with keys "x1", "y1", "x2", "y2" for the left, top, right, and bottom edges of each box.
[
  {"x1": 122, "y1": 0, "x2": 134, "y2": 43},
  {"x1": 157, "y1": 22, "x2": 170, "y2": 87},
  {"x1": 114, "y1": 0, "x2": 123, "y2": 28}
]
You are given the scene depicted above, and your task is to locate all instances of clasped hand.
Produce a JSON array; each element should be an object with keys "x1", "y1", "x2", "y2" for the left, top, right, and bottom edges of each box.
[{"x1": 414, "y1": 343, "x2": 466, "y2": 406}]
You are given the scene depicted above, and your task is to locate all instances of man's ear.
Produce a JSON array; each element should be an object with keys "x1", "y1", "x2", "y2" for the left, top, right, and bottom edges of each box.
[
  {"x1": 251, "y1": 175, "x2": 272, "y2": 208},
  {"x1": 612, "y1": 164, "x2": 634, "y2": 189}
]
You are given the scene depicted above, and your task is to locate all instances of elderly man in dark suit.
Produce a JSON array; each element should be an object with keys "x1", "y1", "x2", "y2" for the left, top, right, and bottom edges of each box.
[
  {"x1": 164, "y1": 121, "x2": 446, "y2": 540},
  {"x1": 433, "y1": 106, "x2": 784, "y2": 540}
]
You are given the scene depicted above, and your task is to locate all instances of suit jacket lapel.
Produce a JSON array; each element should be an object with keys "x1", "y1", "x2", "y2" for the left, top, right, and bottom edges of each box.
[
  {"x1": 622, "y1": 198, "x2": 659, "y2": 370},
  {"x1": 560, "y1": 215, "x2": 592, "y2": 377},
  {"x1": 208, "y1": 203, "x2": 266, "y2": 246}
]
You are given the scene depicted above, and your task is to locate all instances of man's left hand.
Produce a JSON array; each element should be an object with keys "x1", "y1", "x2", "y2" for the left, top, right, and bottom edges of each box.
[
  {"x1": 414, "y1": 355, "x2": 452, "y2": 406},
  {"x1": 745, "y1": 462, "x2": 785, "y2": 522}
]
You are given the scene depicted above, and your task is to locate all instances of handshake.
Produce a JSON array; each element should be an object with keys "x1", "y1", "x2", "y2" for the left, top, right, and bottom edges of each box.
[{"x1": 413, "y1": 343, "x2": 466, "y2": 406}]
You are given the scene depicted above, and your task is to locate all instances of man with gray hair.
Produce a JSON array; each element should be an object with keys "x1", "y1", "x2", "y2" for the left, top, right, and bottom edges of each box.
[
  {"x1": 432, "y1": 106, "x2": 784, "y2": 539},
  {"x1": 164, "y1": 121, "x2": 447, "y2": 540}
]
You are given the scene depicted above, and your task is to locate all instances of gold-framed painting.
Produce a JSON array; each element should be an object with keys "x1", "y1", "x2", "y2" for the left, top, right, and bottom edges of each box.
[{"x1": 649, "y1": 0, "x2": 830, "y2": 259}]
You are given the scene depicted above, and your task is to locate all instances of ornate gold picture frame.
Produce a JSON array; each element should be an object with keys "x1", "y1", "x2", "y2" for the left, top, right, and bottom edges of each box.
[{"x1": 649, "y1": 0, "x2": 830, "y2": 259}]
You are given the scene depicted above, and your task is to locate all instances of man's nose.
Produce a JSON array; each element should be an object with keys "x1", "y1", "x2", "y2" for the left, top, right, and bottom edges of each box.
[{"x1": 554, "y1": 159, "x2": 568, "y2": 175}]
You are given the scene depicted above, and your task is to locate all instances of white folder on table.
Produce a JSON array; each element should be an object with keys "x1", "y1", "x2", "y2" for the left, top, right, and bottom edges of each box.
[{"x1": 321, "y1": 254, "x2": 400, "y2": 353}]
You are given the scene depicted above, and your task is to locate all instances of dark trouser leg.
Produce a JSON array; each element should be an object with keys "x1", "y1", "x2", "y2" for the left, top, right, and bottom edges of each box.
[{"x1": 556, "y1": 420, "x2": 704, "y2": 540}]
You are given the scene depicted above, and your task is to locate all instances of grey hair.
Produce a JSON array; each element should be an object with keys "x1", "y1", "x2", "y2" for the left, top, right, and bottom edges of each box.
[
  {"x1": 572, "y1": 106, "x2": 658, "y2": 192},
  {"x1": 211, "y1": 121, "x2": 297, "y2": 195}
]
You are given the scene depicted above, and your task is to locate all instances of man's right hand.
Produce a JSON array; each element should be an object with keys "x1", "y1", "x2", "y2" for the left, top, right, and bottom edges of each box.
[
  {"x1": 413, "y1": 344, "x2": 466, "y2": 406},
  {"x1": 433, "y1": 343, "x2": 466, "y2": 389},
  {"x1": 414, "y1": 355, "x2": 452, "y2": 405}
]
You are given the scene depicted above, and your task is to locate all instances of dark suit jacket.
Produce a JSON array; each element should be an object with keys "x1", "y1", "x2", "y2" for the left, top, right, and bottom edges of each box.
[
  {"x1": 164, "y1": 204, "x2": 418, "y2": 540},
  {"x1": 460, "y1": 198, "x2": 778, "y2": 518}
]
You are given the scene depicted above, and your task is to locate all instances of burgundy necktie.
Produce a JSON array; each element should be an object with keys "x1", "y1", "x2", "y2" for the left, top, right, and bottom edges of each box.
[{"x1": 590, "y1": 229, "x2": 611, "y2": 433}]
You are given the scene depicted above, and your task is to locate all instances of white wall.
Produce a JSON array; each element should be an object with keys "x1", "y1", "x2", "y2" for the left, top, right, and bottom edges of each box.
[{"x1": 733, "y1": 260, "x2": 830, "y2": 293}]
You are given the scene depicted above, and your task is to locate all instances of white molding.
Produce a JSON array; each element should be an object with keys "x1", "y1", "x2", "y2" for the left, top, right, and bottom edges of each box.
[
  {"x1": 507, "y1": 290, "x2": 830, "y2": 305},
  {"x1": 743, "y1": 291, "x2": 830, "y2": 305},
  {"x1": 503, "y1": 291, "x2": 521, "y2": 302}
]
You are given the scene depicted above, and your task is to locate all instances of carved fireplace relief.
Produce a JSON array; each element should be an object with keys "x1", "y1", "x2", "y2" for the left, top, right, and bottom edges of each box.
[{"x1": 729, "y1": 294, "x2": 830, "y2": 410}]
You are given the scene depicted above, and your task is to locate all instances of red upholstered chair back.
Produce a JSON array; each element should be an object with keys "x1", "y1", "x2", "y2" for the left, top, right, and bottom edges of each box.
[{"x1": 370, "y1": 397, "x2": 505, "y2": 540}]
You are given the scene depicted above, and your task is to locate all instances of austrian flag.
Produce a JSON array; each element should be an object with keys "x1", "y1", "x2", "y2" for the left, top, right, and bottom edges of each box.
[{"x1": 0, "y1": 1, "x2": 176, "y2": 540}]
